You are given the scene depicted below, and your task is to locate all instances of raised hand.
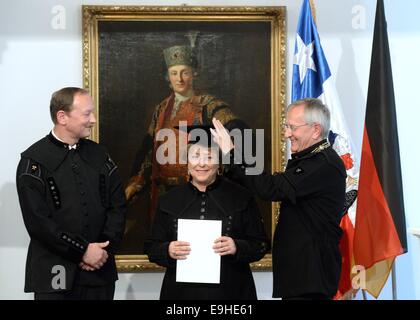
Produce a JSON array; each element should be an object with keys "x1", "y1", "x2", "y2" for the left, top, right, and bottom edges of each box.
[{"x1": 211, "y1": 118, "x2": 234, "y2": 155}]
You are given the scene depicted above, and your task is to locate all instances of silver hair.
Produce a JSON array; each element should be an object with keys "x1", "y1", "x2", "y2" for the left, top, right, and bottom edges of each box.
[{"x1": 287, "y1": 98, "x2": 330, "y2": 138}]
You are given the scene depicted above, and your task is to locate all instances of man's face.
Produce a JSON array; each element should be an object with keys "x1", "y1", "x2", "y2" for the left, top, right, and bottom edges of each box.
[
  {"x1": 284, "y1": 104, "x2": 318, "y2": 153},
  {"x1": 64, "y1": 93, "x2": 96, "y2": 140},
  {"x1": 168, "y1": 65, "x2": 194, "y2": 96}
]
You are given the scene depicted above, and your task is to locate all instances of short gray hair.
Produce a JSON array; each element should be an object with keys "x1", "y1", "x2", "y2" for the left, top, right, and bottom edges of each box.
[{"x1": 287, "y1": 98, "x2": 330, "y2": 138}]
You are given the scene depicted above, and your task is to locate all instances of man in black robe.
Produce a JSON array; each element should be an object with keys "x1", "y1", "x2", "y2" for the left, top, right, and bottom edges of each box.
[
  {"x1": 212, "y1": 98, "x2": 346, "y2": 299},
  {"x1": 16, "y1": 87, "x2": 126, "y2": 300}
]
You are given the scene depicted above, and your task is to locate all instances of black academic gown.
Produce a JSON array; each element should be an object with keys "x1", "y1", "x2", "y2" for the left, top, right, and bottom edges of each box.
[
  {"x1": 16, "y1": 133, "x2": 126, "y2": 293},
  {"x1": 229, "y1": 139, "x2": 346, "y2": 298},
  {"x1": 145, "y1": 176, "x2": 269, "y2": 300}
]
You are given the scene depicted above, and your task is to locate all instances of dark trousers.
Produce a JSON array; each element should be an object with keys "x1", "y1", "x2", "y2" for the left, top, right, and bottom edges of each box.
[{"x1": 34, "y1": 283, "x2": 115, "y2": 300}]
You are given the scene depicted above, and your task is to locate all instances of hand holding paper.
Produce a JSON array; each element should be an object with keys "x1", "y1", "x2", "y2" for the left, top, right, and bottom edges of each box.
[
  {"x1": 213, "y1": 236, "x2": 237, "y2": 256},
  {"x1": 168, "y1": 241, "x2": 190, "y2": 260}
]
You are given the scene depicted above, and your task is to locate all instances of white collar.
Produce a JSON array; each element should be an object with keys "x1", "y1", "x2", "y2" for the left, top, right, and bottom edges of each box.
[
  {"x1": 51, "y1": 129, "x2": 77, "y2": 150},
  {"x1": 174, "y1": 91, "x2": 193, "y2": 102}
]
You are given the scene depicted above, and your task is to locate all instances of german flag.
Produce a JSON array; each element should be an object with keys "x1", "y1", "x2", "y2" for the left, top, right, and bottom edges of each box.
[{"x1": 353, "y1": 0, "x2": 407, "y2": 298}]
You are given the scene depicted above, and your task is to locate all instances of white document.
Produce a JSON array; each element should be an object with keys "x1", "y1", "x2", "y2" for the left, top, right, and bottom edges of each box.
[{"x1": 176, "y1": 218, "x2": 222, "y2": 284}]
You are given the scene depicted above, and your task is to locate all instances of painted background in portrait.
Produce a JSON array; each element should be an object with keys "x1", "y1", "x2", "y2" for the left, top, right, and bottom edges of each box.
[{"x1": 98, "y1": 21, "x2": 272, "y2": 254}]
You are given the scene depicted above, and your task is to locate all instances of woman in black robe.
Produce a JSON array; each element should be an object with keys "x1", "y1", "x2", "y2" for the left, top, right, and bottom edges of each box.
[{"x1": 145, "y1": 126, "x2": 269, "y2": 300}]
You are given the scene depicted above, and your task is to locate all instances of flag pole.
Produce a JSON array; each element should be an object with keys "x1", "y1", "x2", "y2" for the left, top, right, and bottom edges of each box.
[
  {"x1": 362, "y1": 289, "x2": 367, "y2": 300},
  {"x1": 309, "y1": 0, "x2": 317, "y2": 23},
  {"x1": 391, "y1": 261, "x2": 397, "y2": 300}
]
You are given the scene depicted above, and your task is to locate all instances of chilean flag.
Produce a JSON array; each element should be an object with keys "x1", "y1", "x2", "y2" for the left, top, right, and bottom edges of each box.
[{"x1": 292, "y1": 0, "x2": 359, "y2": 299}]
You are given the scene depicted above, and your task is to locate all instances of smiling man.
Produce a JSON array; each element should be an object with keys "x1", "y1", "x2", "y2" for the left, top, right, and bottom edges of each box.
[
  {"x1": 211, "y1": 98, "x2": 347, "y2": 300},
  {"x1": 16, "y1": 87, "x2": 126, "y2": 300}
]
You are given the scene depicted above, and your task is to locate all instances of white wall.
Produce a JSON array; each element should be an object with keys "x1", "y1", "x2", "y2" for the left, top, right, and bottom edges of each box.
[{"x1": 1, "y1": 0, "x2": 419, "y2": 300}]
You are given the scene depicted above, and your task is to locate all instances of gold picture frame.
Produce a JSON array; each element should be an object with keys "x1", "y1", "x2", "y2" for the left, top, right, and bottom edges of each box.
[{"x1": 82, "y1": 5, "x2": 287, "y2": 272}]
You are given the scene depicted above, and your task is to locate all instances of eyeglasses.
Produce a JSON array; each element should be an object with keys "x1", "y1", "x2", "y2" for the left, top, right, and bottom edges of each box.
[{"x1": 282, "y1": 123, "x2": 311, "y2": 131}]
